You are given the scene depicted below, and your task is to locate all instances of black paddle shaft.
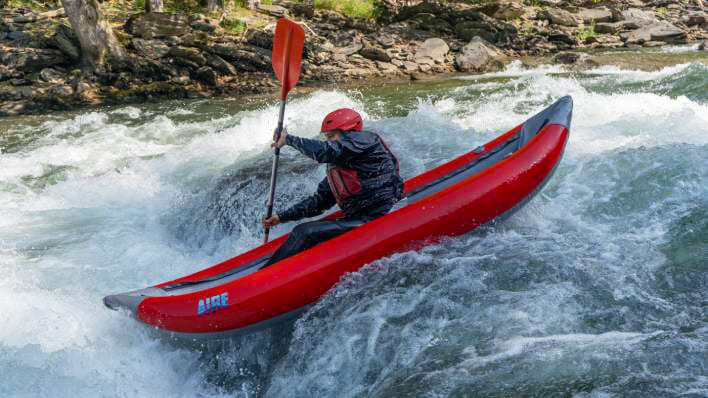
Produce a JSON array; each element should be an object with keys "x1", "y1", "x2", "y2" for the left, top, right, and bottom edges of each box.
[{"x1": 264, "y1": 100, "x2": 287, "y2": 243}]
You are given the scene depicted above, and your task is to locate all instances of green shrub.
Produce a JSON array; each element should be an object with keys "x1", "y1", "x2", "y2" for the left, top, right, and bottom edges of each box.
[
  {"x1": 221, "y1": 17, "x2": 246, "y2": 34},
  {"x1": 314, "y1": 0, "x2": 375, "y2": 19},
  {"x1": 576, "y1": 23, "x2": 597, "y2": 41}
]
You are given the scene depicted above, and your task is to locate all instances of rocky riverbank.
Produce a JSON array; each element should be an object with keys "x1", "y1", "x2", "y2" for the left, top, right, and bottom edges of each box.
[{"x1": 1, "y1": 0, "x2": 706, "y2": 117}]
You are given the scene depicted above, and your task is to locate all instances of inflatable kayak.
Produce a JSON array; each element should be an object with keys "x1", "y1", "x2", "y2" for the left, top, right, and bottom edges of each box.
[{"x1": 104, "y1": 96, "x2": 573, "y2": 340}]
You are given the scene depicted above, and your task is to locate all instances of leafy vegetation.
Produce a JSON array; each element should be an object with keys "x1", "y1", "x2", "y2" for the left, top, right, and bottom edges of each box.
[
  {"x1": 312, "y1": 0, "x2": 376, "y2": 19},
  {"x1": 220, "y1": 16, "x2": 246, "y2": 34},
  {"x1": 576, "y1": 23, "x2": 597, "y2": 41}
]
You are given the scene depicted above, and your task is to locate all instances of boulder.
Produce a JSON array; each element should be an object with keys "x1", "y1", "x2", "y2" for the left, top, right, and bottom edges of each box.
[
  {"x1": 1, "y1": 48, "x2": 66, "y2": 72},
  {"x1": 548, "y1": 30, "x2": 577, "y2": 45},
  {"x1": 542, "y1": 8, "x2": 579, "y2": 27},
  {"x1": 698, "y1": 40, "x2": 707, "y2": 51},
  {"x1": 578, "y1": 8, "x2": 613, "y2": 23},
  {"x1": 620, "y1": 22, "x2": 686, "y2": 44},
  {"x1": 190, "y1": 17, "x2": 218, "y2": 33},
  {"x1": 415, "y1": 38, "x2": 449, "y2": 64},
  {"x1": 125, "y1": 13, "x2": 191, "y2": 39},
  {"x1": 257, "y1": 4, "x2": 288, "y2": 17},
  {"x1": 195, "y1": 66, "x2": 218, "y2": 86},
  {"x1": 479, "y1": 1, "x2": 525, "y2": 20},
  {"x1": 595, "y1": 20, "x2": 640, "y2": 34},
  {"x1": 335, "y1": 42, "x2": 363, "y2": 56},
  {"x1": 169, "y1": 46, "x2": 206, "y2": 66},
  {"x1": 10, "y1": 78, "x2": 32, "y2": 86},
  {"x1": 455, "y1": 20, "x2": 499, "y2": 42},
  {"x1": 410, "y1": 13, "x2": 452, "y2": 32},
  {"x1": 206, "y1": 54, "x2": 237, "y2": 75},
  {"x1": 376, "y1": 61, "x2": 399, "y2": 73},
  {"x1": 359, "y1": 46, "x2": 391, "y2": 62},
  {"x1": 455, "y1": 36, "x2": 507, "y2": 73},
  {"x1": 50, "y1": 24, "x2": 80, "y2": 61},
  {"x1": 210, "y1": 43, "x2": 271, "y2": 72},
  {"x1": 50, "y1": 84, "x2": 74, "y2": 97},
  {"x1": 245, "y1": 29, "x2": 274, "y2": 50},
  {"x1": 621, "y1": 8, "x2": 657, "y2": 25},
  {"x1": 39, "y1": 67, "x2": 64, "y2": 83},
  {"x1": 180, "y1": 31, "x2": 210, "y2": 47},
  {"x1": 681, "y1": 12, "x2": 706, "y2": 26},
  {"x1": 0, "y1": 65, "x2": 22, "y2": 82},
  {"x1": 401, "y1": 60, "x2": 419, "y2": 73},
  {"x1": 553, "y1": 52, "x2": 580, "y2": 64},
  {"x1": 376, "y1": 34, "x2": 396, "y2": 48},
  {"x1": 132, "y1": 38, "x2": 170, "y2": 58}
]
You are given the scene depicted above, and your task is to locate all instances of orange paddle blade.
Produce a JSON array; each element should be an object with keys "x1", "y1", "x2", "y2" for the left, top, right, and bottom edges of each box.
[{"x1": 272, "y1": 18, "x2": 305, "y2": 101}]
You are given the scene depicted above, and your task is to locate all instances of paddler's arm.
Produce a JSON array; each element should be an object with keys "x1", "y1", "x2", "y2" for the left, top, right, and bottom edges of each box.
[
  {"x1": 285, "y1": 133, "x2": 373, "y2": 164},
  {"x1": 278, "y1": 178, "x2": 337, "y2": 222}
]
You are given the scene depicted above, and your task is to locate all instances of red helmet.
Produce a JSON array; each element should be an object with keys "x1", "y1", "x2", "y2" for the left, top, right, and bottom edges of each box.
[{"x1": 321, "y1": 108, "x2": 363, "y2": 133}]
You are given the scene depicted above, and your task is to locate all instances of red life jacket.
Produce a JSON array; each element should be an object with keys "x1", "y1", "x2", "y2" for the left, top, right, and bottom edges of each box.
[{"x1": 326, "y1": 134, "x2": 401, "y2": 208}]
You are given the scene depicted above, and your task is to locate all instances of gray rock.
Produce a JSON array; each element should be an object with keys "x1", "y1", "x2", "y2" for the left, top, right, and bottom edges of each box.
[
  {"x1": 621, "y1": 8, "x2": 657, "y2": 25},
  {"x1": 410, "y1": 13, "x2": 452, "y2": 32},
  {"x1": 699, "y1": 40, "x2": 707, "y2": 51},
  {"x1": 1, "y1": 48, "x2": 66, "y2": 72},
  {"x1": 595, "y1": 20, "x2": 640, "y2": 34},
  {"x1": 548, "y1": 30, "x2": 577, "y2": 45},
  {"x1": 553, "y1": 52, "x2": 579, "y2": 64},
  {"x1": 620, "y1": 22, "x2": 686, "y2": 44},
  {"x1": 210, "y1": 43, "x2": 271, "y2": 72},
  {"x1": 51, "y1": 24, "x2": 80, "y2": 61},
  {"x1": 169, "y1": 46, "x2": 206, "y2": 66},
  {"x1": 335, "y1": 42, "x2": 363, "y2": 56},
  {"x1": 376, "y1": 61, "x2": 399, "y2": 73},
  {"x1": 542, "y1": 8, "x2": 579, "y2": 27},
  {"x1": 163, "y1": 36, "x2": 182, "y2": 46},
  {"x1": 479, "y1": 1, "x2": 525, "y2": 20},
  {"x1": 50, "y1": 84, "x2": 74, "y2": 97},
  {"x1": 455, "y1": 20, "x2": 499, "y2": 42},
  {"x1": 13, "y1": 13, "x2": 38, "y2": 23},
  {"x1": 125, "y1": 12, "x2": 191, "y2": 39},
  {"x1": 39, "y1": 67, "x2": 64, "y2": 83},
  {"x1": 455, "y1": 36, "x2": 507, "y2": 73},
  {"x1": 190, "y1": 18, "x2": 218, "y2": 33},
  {"x1": 257, "y1": 4, "x2": 288, "y2": 17},
  {"x1": 359, "y1": 46, "x2": 391, "y2": 62},
  {"x1": 376, "y1": 34, "x2": 396, "y2": 48},
  {"x1": 206, "y1": 54, "x2": 237, "y2": 75},
  {"x1": 415, "y1": 38, "x2": 449, "y2": 64},
  {"x1": 8, "y1": 31, "x2": 30, "y2": 42},
  {"x1": 648, "y1": 26, "x2": 687, "y2": 43},
  {"x1": 195, "y1": 66, "x2": 218, "y2": 86},
  {"x1": 578, "y1": 7, "x2": 613, "y2": 23},
  {"x1": 643, "y1": 40, "x2": 665, "y2": 47},
  {"x1": 0, "y1": 65, "x2": 22, "y2": 82},
  {"x1": 401, "y1": 60, "x2": 419, "y2": 73},
  {"x1": 681, "y1": 12, "x2": 706, "y2": 26},
  {"x1": 245, "y1": 29, "x2": 274, "y2": 50},
  {"x1": 10, "y1": 78, "x2": 32, "y2": 86},
  {"x1": 132, "y1": 38, "x2": 170, "y2": 58}
]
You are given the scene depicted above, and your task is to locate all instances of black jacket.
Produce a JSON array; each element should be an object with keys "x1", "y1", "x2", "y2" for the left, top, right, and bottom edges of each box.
[{"x1": 278, "y1": 130, "x2": 402, "y2": 222}]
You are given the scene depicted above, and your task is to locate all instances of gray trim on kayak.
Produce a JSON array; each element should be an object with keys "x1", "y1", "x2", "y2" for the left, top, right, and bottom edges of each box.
[
  {"x1": 103, "y1": 287, "x2": 168, "y2": 313},
  {"x1": 158, "y1": 305, "x2": 308, "y2": 341}
]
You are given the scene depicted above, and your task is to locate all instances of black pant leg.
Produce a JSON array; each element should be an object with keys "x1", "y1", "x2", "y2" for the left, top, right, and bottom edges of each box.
[{"x1": 262, "y1": 219, "x2": 365, "y2": 268}]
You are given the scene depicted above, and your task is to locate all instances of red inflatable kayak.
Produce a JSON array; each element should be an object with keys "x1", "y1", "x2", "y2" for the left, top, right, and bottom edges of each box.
[{"x1": 104, "y1": 96, "x2": 573, "y2": 339}]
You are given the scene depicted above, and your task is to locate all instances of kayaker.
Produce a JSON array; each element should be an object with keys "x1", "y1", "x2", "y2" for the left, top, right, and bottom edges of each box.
[{"x1": 261, "y1": 108, "x2": 403, "y2": 267}]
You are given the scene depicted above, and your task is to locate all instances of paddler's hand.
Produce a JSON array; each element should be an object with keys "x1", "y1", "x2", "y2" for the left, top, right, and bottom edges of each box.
[
  {"x1": 262, "y1": 214, "x2": 281, "y2": 228},
  {"x1": 272, "y1": 127, "x2": 288, "y2": 149}
]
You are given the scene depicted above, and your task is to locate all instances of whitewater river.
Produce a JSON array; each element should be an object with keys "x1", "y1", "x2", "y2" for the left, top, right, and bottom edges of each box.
[{"x1": 1, "y1": 55, "x2": 706, "y2": 397}]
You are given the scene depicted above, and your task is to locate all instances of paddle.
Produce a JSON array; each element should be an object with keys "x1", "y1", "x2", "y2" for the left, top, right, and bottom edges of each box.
[{"x1": 263, "y1": 17, "x2": 305, "y2": 244}]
